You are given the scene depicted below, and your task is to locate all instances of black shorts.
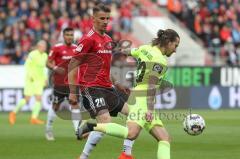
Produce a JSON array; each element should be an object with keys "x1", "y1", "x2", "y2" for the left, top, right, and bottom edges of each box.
[
  {"x1": 52, "y1": 86, "x2": 70, "y2": 105},
  {"x1": 81, "y1": 86, "x2": 129, "y2": 118},
  {"x1": 52, "y1": 86, "x2": 80, "y2": 105}
]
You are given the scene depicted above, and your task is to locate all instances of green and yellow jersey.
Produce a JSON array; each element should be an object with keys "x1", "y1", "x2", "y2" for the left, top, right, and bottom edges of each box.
[
  {"x1": 24, "y1": 49, "x2": 48, "y2": 86},
  {"x1": 131, "y1": 45, "x2": 168, "y2": 90},
  {"x1": 127, "y1": 45, "x2": 168, "y2": 130}
]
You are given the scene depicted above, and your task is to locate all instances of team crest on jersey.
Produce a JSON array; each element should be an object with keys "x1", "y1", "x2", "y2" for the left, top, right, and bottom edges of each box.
[
  {"x1": 152, "y1": 64, "x2": 163, "y2": 74},
  {"x1": 76, "y1": 44, "x2": 83, "y2": 52}
]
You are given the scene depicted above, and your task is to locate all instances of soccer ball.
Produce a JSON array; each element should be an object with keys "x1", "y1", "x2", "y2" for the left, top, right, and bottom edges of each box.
[{"x1": 183, "y1": 114, "x2": 205, "y2": 136}]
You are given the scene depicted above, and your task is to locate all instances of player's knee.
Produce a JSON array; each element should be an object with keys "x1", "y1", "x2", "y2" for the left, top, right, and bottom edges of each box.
[
  {"x1": 97, "y1": 112, "x2": 111, "y2": 123},
  {"x1": 159, "y1": 134, "x2": 171, "y2": 143},
  {"x1": 127, "y1": 129, "x2": 139, "y2": 140},
  {"x1": 25, "y1": 96, "x2": 31, "y2": 103},
  {"x1": 101, "y1": 115, "x2": 111, "y2": 122},
  {"x1": 35, "y1": 96, "x2": 41, "y2": 101}
]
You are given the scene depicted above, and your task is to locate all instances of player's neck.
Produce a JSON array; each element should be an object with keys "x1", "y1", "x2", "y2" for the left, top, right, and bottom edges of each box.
[
  {"x1": 93, "y1": 27, "x2": 105, "y2": 36},
  {"x1": 65, "y1": 42, "x2": 71, "y2": 46},
  {"x1": 158, "y1": 46, "x2": 166, "y2": 55}
]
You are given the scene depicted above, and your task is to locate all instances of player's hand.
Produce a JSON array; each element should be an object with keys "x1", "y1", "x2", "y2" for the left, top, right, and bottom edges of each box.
[
  {"x1": 69, "y1": 93, "x2": 78, "y2": 105},
  {"x1": 120, "y1": 47, "x2": 131, "y2": 55},
  {"x1": 115, "y1": 83, "x2": 130, "y2": 95},
  {"x1": 53, "y1": 66, "x2": 65, "y2": 75},
  {"x1": 145, "y1": 110, "x2": 154, "y2": 122}
]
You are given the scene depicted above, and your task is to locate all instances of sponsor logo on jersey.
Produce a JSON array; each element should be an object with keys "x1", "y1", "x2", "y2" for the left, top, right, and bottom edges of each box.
[
  {"x1": 97, "y1": 50, "x2": 112, "y2": 54},
  {"x1": 62, "y1": 56, "x2": 72, "y2": 60}
]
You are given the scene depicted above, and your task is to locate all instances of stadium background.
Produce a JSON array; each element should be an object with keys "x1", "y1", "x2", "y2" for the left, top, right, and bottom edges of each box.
[{"x1": 0, "y1": 0, "x2": 240, "y2": 159}]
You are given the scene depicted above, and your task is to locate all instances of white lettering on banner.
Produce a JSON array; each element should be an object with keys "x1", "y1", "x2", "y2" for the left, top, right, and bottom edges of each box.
[
  {"x1": 154, "y1": 89, "x2": 176, "y2": 109},
  {"x1": 221, "y1": 68, "x2": 240, "y2": 86},
  {"x1": 229, "y1": 87, "x2": 240, "y2": 108},
  {"x1": 233, "y1": 68, "x2": 240, "y2": 86},
  {"x1": 0, "y1": 90, "x2": 2, "y2": 111},
  {"x1": 221, "y1": 68, "x2": 231, "y2": 86},
  {"x1": 2, "y1": 90, "x2": 17, "y2": 111},
  {"x1": 0, "y1": 88, "x2": 53, "y2": 112}
]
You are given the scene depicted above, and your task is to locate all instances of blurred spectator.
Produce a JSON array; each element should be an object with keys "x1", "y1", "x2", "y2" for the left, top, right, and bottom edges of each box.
[
  {"x1": 0, "y1": 0, "x2": 145, "y2": 65},
  {"x1": 120, "y1": 0, "x2": 133, "y2": 32},
  {"x1": 79, "y1": 13, "x2": 92, "y2": 34},
  {"x1": 232, "y1": 22, "x2": 240, "y2": 46},
  {"x1": 0, "y1": 10, "x2": 7, "y2": 31},
  {"x1": 166, "y1": 0, "x2": 240, "y2": 65},
  {"x1": 167, "y1": 0, "x2": 182, "y2": 19},
  {"x1": 27, "y1": 10, "x2": 41, "y2": 30},
  {"x1": 17, "y1": 1, "x2": 30, "y2": 18},
  {"x1": 0, "y1": 32, "x2": 5, "y2": 55},
  {"x1": 7, "y1": 10, "x2": 18, "y2": 26}
]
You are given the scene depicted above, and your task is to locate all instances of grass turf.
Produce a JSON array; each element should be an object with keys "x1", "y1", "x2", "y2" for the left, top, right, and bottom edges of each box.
[{"x1": 0, "y1": 109, "x2": 240, "y2": 159}]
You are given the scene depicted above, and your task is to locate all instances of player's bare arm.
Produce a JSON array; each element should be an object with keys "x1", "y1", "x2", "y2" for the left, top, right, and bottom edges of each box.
[
  {"x1": 46, "y1": 59, "x2": 65, "y2": 75},
  {"x1": 68, "y1": 57, "x2": 81, "y2": 104},
  {"x1": 146, "y1": 75, "x2": 159, "y2": 122}
]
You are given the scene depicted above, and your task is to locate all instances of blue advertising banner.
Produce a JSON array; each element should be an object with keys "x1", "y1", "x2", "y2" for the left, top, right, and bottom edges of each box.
[{"x1": 0, "y1": 86, "x2": 240, "y2": 111}]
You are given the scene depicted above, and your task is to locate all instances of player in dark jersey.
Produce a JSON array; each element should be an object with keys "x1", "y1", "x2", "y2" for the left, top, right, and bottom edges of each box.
[
  {"x1": 45, "y1": 27, "x2": 81, "y2": 141},
  {"x1": 68, "y1": 4, "x2": 135, "y2": 159}
]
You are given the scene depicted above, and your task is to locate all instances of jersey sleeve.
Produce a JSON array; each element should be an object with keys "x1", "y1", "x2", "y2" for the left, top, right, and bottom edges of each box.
[
  {"x1": 148, "y1": 62, "x2": 164, "y2": 78},
  {"x1": 75, "y1": 37, "x2": 93, "y2": 54},
  {"x1": 130, "y1": 48, "x2": 140, "y2": 58}
]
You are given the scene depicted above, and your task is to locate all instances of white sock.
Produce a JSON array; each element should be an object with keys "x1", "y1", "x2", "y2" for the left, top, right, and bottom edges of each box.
[
  {"x1": 123, "y1": 139, "x2": 135, "y2": 155},
  {"x1": 71, "y1": 109, "x2": 81, "y2": 132},
  {"x1": 79, "y1": 152, "x2": 88, "y2": 159},
  {"x1": 81, "y1": 131, "x2": 104, "y2": 157},
  {"x1": 46, "y1": 107, "x2": 56, "y2": 131}
]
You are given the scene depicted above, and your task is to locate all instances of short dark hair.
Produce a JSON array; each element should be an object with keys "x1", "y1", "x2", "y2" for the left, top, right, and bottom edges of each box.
[
  {"x1": 93, "y1": 3, "x2": 111, "y2": 14},
  {"x1": 63, "y1": 27, "x2": 74, "y2": 34},
  {"x1": 152, "y1": 29, "x2": 179, "y2": 47}
]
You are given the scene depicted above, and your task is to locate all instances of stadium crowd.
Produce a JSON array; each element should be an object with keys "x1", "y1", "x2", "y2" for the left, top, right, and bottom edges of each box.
[
  {"x1": 166, "y1": 0, "x2": 240, "y2": 65},
  {"x1": 0, "y1": 0, "x2": 148, "y2": 64}
]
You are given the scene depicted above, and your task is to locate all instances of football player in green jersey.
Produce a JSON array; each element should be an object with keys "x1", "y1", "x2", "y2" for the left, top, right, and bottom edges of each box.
[
  {"x1": 9, "y1": 40, "x2": 48, "y2": 125},
  {"x1": 79, "y1": 29, "x2": 180, "y2": 159}
]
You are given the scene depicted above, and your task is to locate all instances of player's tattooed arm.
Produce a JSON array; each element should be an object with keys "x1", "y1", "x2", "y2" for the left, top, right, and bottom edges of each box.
[
  {"x1": 147, "y1": 75, "x2": 158, "y2": 110},
  {"x1": 146, "y1": 75, "x2": 158, "y2": 122}
]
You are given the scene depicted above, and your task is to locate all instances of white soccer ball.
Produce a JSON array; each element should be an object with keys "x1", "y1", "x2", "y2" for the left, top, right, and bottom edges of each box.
[{"x1": 183, "y1": 114, "x2": 205, "y2": 136}]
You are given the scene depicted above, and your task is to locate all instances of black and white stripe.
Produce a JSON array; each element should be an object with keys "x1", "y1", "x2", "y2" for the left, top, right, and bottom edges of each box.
[{"x1": 83, "y1": 87, "x2": 96, "y2": 113}]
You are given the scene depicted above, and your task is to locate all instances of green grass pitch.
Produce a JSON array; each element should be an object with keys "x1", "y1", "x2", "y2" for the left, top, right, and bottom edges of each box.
[{"x1": 0, "y1": 109, "x2": 240, "y2": 159}]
